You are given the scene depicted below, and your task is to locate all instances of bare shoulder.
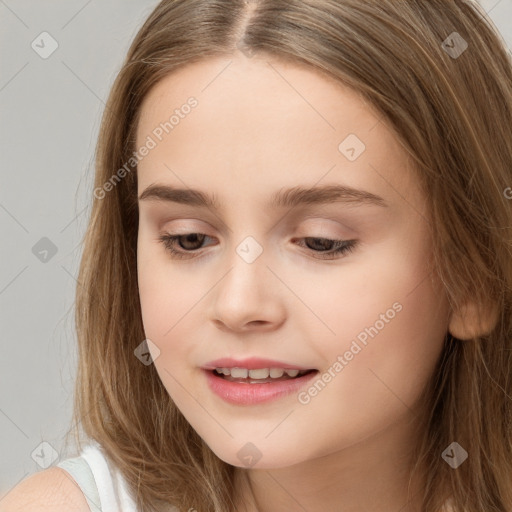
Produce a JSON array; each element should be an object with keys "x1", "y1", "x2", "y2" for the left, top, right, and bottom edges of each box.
[{"x1": 0, "y1": 466, "x2": 90, "y2": 512}]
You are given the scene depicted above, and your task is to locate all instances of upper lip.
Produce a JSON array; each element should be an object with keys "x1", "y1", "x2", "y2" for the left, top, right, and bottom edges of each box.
[{"x1": 202, "y1": 357, "x2": 316, "y2": 371}]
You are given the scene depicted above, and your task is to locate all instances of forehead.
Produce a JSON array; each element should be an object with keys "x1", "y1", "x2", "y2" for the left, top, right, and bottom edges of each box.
[
  {"x1": 135, "y1": 54, "x2": 421, "y2": 213},
  {"x1": 136, "y1": 54, "x2": 380, "y2": 145}
]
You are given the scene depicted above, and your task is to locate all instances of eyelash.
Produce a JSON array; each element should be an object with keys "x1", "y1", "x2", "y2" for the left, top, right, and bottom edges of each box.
[{"x1": 157, "y1": 233, "x2": 357, "y2": 261}]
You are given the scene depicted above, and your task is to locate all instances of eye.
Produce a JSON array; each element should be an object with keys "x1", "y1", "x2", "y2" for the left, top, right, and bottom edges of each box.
[
  {"x1": 294, "y1": 237, "x2": 357, "y2": 260},
  {"x1": 157, "y1": 233, "x2": 215, "y2": 260},
  {"x1": 157, "y1": 233, "x2": 358, "y2": 261}
]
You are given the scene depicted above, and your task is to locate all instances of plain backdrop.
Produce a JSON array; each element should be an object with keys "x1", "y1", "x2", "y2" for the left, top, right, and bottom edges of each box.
[{"x1": 1, "y1": 0, "x2": 511, "y2": 499}]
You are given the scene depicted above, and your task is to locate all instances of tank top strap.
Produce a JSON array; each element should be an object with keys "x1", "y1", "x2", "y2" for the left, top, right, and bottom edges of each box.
[
  {"x1": 80, "y1": 443, "x2": 122, "y2": 512},
  {"x1": 58, "y1": 442, "x2": 139, "y2": 511},
  {"x1": 56, "y1": 454, "x2": 102, "y2": 511}
]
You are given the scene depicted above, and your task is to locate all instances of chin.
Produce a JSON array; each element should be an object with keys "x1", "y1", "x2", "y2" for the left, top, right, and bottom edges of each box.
[{"x1": 203, "y1": 437, "x2": 312, "y2": 470}]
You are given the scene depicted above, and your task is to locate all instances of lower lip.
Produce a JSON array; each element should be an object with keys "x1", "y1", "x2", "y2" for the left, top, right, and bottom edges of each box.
[{"x1": 203, "y1": 369, "x2": 318, "y2": 405}]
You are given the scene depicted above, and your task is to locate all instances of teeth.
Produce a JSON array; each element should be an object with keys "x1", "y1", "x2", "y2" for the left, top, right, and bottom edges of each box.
[
  {"x1": 249, "y1": 368, "x2": 269, "y2": 379},
  {"x1": 269, "y1": 368, "x2": 284, "y2": 378},
  {"x1": 230, "y1": 367, "x2": 248, "y2": 378},
  {"x1": 214, "y1": 367, "x2": 309, "y2": 379}
]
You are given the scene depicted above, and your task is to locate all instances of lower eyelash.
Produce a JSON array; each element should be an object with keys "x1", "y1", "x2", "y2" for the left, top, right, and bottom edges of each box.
[
  {"x1": 298, "y1": 238, "x2": 357, "y2": 260},
  {"x1": 157, "y1": 233, "x2": 209, "y2": 260},
  {"x1": 157, "y1": 234, "x2": 357, "y2": 260}
]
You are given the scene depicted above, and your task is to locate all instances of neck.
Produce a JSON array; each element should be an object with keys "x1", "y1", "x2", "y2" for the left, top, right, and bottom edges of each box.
[{"x1": 233, "y1": 409, "x2": 428, "y2": 512}]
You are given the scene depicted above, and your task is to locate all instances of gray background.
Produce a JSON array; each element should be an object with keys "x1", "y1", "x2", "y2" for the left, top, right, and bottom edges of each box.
[{"x1": 0, "y1": 0, "x2": 511, "y2": 499}]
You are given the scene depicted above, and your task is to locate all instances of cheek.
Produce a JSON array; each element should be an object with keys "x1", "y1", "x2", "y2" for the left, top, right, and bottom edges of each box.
[
  {"x1": 137, "y1": 229, "x2": 210, "y2": 393},
  {"x1": 137, "y1": 228, "x2": 183, "y2": 350},
  {"x1": 138, "y1": 260, "x2": 196, "y2": 350},
  {"x1": 313, "y1": 231, "x2": 449, "y2": 413},
  {"x1": 137, "y1": 254, "x2": 200, "y2": 410},
  {"x1": 285, "y1": 240, "x2": 449, "y2": 454}
]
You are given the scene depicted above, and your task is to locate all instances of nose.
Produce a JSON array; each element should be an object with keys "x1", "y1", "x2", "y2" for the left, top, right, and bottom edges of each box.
[{"x1": 207, "y1": 244, "x2": 286, "y2": 333}]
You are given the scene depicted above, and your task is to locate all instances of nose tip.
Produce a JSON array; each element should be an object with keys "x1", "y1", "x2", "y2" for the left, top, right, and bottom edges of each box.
[{"x1": 206, "y1": 236, "x2": 287, "y2": 332}]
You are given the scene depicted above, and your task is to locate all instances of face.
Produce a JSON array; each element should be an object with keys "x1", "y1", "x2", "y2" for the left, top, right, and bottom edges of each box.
[{"x1": 136, "y1": 53, "x2": 451, "y2": 469}]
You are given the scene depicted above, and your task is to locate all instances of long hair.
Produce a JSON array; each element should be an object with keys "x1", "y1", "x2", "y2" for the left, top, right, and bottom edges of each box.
[{"x1": 67, "y1": 1, "x2": 512, "y2": 510}]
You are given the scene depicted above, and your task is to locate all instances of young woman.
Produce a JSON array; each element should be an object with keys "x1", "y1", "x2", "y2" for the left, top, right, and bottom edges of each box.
[{"x1": 3, "y1": 1, "x2": 512, "y2": 511}]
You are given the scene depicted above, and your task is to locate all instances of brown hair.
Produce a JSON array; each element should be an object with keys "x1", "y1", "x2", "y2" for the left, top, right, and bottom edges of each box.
[{"x1": 66, "y1": 1, "x2": 512, "y2": 510}]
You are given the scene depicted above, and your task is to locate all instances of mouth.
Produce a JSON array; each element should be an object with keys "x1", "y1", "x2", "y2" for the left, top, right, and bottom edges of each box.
[{"x1": 202, "y1": 363, "x2": 319, "y2": 405}]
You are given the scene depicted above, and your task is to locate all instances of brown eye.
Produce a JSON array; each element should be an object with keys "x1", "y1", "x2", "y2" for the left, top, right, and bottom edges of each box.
[
  {"x1": 157, "y1": 233, "x2": 214, "y2": 259},
  {"x1": 157, "y1": 233, "x2": 357, "y2": 261},
  {"x1": 303, "y1": 237, "x2": 336, "y2": 251},
  {"x1": 175, "y1": 233, "x2": 206, "y2": 250},
  {"x1": 294, "y1": 237, "x2": 358, "y2": 260}
]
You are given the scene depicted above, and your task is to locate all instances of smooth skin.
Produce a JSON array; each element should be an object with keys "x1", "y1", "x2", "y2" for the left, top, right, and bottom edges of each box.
[
  {"x1": 0, "y1": 467, "x2": 90, "y2": 511},
  {"x1": 4, "y1": 52, "x2": 484, "y2": 512},
  {"x1": 135, "y1": 52, "x2": 479, "y2": 512}
]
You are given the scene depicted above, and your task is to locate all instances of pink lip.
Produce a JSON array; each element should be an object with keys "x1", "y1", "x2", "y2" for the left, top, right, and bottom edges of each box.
[
  {"x1": 202, "y1": 357, "x2": 315, "y2": 371},
  {"x1": 203, "y1": 368, "x2": 319, "y2": 405}
]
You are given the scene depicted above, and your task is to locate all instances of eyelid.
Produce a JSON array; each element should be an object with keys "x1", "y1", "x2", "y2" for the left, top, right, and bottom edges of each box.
[
  {"x1": 158, "y1": 218, "x2": 214, "y2": 233},
  {"x1": 294, "y1": 216, "x2": 357, "y2": 237},
  {"x1": 158, "y1": 215, "x2": 356, "y2": 237}
]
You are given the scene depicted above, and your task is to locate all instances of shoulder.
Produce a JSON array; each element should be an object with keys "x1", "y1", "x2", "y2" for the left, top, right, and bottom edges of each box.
[{"x1": 0, "y1": 466, "x2": 90, "y2": 512}]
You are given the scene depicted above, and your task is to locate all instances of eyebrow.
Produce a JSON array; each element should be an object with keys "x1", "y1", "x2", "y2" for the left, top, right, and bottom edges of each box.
[{"x1": 138, "y1": 183, "x2": 388, "y2": 209}]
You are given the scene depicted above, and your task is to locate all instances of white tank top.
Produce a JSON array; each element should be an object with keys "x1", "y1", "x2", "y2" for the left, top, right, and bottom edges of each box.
[{"x1": 56, "y1": 441, "x2": 139, "y2": 511}]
